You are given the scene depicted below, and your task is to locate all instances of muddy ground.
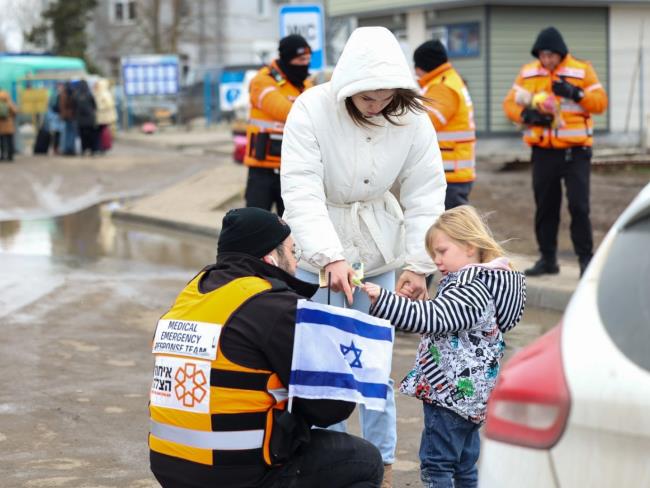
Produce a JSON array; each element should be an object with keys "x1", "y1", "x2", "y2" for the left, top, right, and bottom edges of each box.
[{"x1": 470, "y1": 158, "x2": 650, "y2": 260}]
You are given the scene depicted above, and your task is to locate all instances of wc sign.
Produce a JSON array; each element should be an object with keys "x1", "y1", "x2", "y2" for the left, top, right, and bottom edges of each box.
[{"x1": 279, "y1": 4, "x2": 326, "y2": 71}]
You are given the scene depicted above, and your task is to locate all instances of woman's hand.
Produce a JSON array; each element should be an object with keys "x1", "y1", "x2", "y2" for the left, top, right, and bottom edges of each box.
[
  {"x1": 362, "y1": 282, "x2": 382, "y2": 307},
  {"x1": 324, "y1": 260, "x2": 355, "y2": 305},
  {"x1": 396, "y1": 270, "x2": 428, "y2": 300}
]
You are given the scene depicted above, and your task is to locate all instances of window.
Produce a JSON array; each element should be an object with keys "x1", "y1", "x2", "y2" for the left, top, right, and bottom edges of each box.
[
  {"x1": 597, "y1": 208, "x2": 650, "y2": 371},
  {"x1": 427, "y1": 21, "x2": 480, "y2": 58},
  {"x1": 112, "y1": 0, "x2": 137, "y2": 24}
]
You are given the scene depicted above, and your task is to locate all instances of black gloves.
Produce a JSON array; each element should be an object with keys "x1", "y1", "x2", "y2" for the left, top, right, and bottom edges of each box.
[
  {"x1": 552, "y1": 79, "x2": 584, "y2": 102},
  {"x1": 521, "y1": 107, "x2": 554, "y2": 127}
]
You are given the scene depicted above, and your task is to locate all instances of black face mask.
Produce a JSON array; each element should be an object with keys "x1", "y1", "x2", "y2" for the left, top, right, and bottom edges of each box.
[{"x1": 277, "y1": 59, "x2": 309, "y2": 89}]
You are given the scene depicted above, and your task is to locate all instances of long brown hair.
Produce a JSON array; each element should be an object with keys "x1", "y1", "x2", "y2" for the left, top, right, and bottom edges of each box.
[{"x1": 345, "y1": 88, "x2": 428, "y2": 127}]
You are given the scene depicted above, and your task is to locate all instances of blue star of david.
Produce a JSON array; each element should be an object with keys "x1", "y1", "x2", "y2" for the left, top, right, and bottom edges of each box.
[{"x1": 340, "y1": 341, "x2": 363, "y2": 368}]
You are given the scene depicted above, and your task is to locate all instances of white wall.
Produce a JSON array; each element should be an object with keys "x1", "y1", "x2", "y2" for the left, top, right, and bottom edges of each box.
[{"x1": 609, "y1": 5, "x2": 650, "y2": 138}]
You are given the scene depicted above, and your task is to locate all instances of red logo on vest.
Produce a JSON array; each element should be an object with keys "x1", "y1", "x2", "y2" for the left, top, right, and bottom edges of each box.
[{"x1": 174, "y1": 363, "x2": 208, "y2": 407}]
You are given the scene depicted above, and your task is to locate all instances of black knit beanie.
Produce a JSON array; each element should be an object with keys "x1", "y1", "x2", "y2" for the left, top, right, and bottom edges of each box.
[
  {"x1": 531, "y1": 27, "x2": 568, "y2": 59},
  {"x1": 217, "y1": 208, "x2": 291, "y2": 258},
  {"x1": 279, "y1": 34, "x2": 312, "y2": 64},
  {"x1": 413, "y1": 40, "x2": 448, "y2": 72}
]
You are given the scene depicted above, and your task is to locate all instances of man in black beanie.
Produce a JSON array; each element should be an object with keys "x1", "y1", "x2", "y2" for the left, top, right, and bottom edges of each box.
[
  {"x1": 149, "y1": 207, "x2": 383, "y2": 488},
  {"x1": 244, "y1": 35, "x2": 313, "y2": 216},
  {"x1": 503, "y1": 27, "x2": 608, "y2": 277},
  {"x1": 413, "y1": 40, "x2": 476, "y2": 210}
]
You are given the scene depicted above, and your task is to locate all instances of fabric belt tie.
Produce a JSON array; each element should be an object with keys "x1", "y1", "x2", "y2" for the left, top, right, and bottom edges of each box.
[{"x1": 327, "y1": 192, "x2": 402, "y2": 264}]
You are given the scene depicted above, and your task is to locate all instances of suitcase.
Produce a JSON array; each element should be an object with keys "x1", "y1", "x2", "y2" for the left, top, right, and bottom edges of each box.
[
  {"x1": 100, "y1": 125, "x2": 112, "y2": 151},
  {"x1": 33, "y1": 127, "x2": 51, "y2": 155}
]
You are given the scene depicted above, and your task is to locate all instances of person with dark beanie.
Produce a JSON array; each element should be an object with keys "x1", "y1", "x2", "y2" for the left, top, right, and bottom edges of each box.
[
  {"x1": 503, "y1": 27, "x2": 608, "y2": 277},
  {"x1": 244, "y1": 35, "x2": 314, "y2": 216},
  {"x1": 149, "y1": 206, "x2": 383, "y2": 488},
  {"x1": 413, "y1": 40, "x2": 477, "y2": 210}
]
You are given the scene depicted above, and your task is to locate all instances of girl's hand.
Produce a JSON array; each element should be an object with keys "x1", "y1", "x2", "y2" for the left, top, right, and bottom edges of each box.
[
  {"x1": 362, "y1": 282, "x2": 382, "y2": 307},
  {"x1": 324, "y1": 260, "x2": 355, "y2": 305},
  {"x1": 396, "y1": 270, "x2": 428, "y2": 300}
]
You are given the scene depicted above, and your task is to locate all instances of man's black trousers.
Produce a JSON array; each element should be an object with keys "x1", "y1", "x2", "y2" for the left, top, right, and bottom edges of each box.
[
  {"x1": 531, "y1": 145, "x2": 593, "y2": 262},
  {"x1": 245, "y1": 166, "x2": 284, "y2": 216}
]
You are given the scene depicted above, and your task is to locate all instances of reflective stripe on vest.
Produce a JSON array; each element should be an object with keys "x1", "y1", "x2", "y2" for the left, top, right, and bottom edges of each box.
[
  {"x1": 248, "y1": 117, "x2": 285, "y2": 131},
  {"x1": 556, "y1": 127, "x2": 593, "y2": 137},
  {"x1": 437, "y1": 130, "x2": 476, "y2": 142},
  {"x1": 443, "y1": 160, "x2": 474, "y2": 172},
  {"x1": 151, "y1": 420, "x2": 264, "y2": 450},
  {"x1": 560, "y1": 101, "x2": 586, "y2": 113}
]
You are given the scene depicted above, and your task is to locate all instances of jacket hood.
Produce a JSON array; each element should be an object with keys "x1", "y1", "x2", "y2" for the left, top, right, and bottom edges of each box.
[
  {"x1": 330, "y1": 26, "x2": 417, "y2": 102},
  {"x1": 531, "y1": 27, "x2": 568, "y2": 59}
]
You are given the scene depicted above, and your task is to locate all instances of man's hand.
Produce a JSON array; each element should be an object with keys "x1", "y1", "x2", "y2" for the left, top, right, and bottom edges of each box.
[
  {"x1": 324, "y1": 260, "x2": 355, "y2": 305},
  {"x1": 520, "y1": 107, "x2": 554, "y2": 127},
  {"x1": 552, "y1": 79, "x2": 584, "y2": 102},
  {"x1": 396, "y1": 270, "x2": 427, "y2": 300},
  {"x1": 362, "y1": 282, "x2": 382, "y2": 307}
]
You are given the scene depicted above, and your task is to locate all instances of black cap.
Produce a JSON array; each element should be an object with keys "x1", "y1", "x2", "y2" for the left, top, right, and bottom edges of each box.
[
  {"x1": 413, "y1": 40, "x2": 449, "y2": 72},
  {"x1": 531, "y1": 27, "x2": 568, "y2": 59},
  {"x1": 279, "y1": 34, "x2": 312, "y2": 64},
  {"x1": 217, "y1": 208, "x2": 291, "y2": 258}
]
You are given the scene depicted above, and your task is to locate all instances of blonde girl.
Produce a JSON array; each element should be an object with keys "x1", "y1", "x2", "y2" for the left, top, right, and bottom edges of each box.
[{"x1": 363, "y1": 205, "x2": 526, "y2": 488}]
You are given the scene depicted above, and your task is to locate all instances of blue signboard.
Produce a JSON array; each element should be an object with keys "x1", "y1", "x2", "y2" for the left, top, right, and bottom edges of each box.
[
  {"x1": 279, "y1": 4, "x2": 325, "y2": 71},
  {"x1": 121, "y1": 54, "x2": 179, "y2": 96}
]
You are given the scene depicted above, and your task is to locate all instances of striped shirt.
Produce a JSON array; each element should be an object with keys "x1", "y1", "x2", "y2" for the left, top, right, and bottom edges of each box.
[{"x1": 369, "y1": 262, "x2": 526, "y2": 423}]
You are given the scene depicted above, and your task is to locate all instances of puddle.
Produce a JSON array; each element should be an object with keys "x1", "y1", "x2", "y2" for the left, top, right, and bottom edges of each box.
[{"x1": 0, "y1": 203, "x2": 217, "y2": 270}]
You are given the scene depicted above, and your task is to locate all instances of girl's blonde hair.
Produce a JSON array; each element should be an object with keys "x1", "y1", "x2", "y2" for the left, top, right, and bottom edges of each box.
[{"x1": 425, "y1": 205, "x2": 506, "y2": 263}]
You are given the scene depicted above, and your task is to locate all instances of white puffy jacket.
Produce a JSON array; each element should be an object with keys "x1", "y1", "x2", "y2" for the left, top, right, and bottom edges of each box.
[{"x1": 281, "y1": 27, "x2": 447, "y2": 277}]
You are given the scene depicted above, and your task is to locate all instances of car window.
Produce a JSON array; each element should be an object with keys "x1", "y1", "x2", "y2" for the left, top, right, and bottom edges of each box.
[{"x1": 597, "y1": 212, "x2": 650, "y2": 371}]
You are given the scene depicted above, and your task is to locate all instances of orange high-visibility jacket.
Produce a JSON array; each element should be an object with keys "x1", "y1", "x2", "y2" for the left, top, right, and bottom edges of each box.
[
  {"x1": 503, "y1": 54, "x2": 608, "y2": 149},
  {"x1": 244, "y1": 61, "x2": 313, "y2": 169},
  {"x1": 149, "y1": 274, "x2": 287, "y2": 470},
  {"x1": 419, "y1": 63, "x2": 476, "y2": 184}
]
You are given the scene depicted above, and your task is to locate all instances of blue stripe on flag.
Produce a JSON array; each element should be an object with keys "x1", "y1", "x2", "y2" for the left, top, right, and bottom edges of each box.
[
  {"x1": 290, "y1": 370, "x2": 388, "y2": 399},
  {"x1": 296, "y1": 307, "x2": 392, "y2": 341}
]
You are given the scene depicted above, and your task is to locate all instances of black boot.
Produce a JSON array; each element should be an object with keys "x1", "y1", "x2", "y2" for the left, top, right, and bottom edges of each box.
[{"x1": 525, "y1": 257, "x2": 560, "y2": 276}]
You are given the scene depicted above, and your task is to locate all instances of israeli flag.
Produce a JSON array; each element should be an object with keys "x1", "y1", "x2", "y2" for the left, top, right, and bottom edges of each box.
[{"x1": 289, "y1": 299, "x2": 394, "y2": 411}]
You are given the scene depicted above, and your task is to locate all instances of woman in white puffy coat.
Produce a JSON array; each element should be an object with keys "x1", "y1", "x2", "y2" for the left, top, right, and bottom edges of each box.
[{"x1": 281, "y1": 26, "x2": 447, "y2": 485}]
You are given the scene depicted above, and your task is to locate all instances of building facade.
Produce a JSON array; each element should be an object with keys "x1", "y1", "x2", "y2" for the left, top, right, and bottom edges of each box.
[
  {"x1": 326, "y1": 0, "x2": 650, "y2": 140},
  {"x1": 87, "y1": 0, "x2": 300, "y2": 83}
]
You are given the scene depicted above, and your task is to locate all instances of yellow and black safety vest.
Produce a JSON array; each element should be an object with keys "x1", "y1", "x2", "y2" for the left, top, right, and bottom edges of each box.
[
  {"x1": 149, "y1": 274, "x2": 288, "y2": 469},
  {"x1": 421, "y1": 63, "x2": 476, "y2": 184}
]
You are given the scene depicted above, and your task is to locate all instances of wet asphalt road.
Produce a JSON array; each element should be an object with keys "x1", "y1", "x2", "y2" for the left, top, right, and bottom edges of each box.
[{"x1": 0, "y1": 207, "x2": 561, "y2": 487}]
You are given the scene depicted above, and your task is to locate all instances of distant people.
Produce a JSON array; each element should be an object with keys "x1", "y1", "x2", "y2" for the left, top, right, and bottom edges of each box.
[
  {"x1": 149, "y1": 207, "x2": 383, "y2": 488},
  {"x1": 503, "y1": 27, "x2": 608, "y2": 277},
  {"x1": 45, "y1": 83, "x2": 65, "y2": 154},
  {"x1": 93, "y1": 78, "x2": 116, "y2": 153},
  {"x1": 73, "y1": 80, "x2": 97, "y2": 155},
  {"x1": 414, "y1": 40, "x2": 477, "y2": 209},
  {"x1": 0, "y1": 89, "x2": 17, "y2": 162},
  {"x1": 244, "y1": 34, "x2": 314, "y2": 215},
  {"x1": 363, "y1": 205, "x2": 526, "y2": 488},
  {"x1": 59, "y1": 82, "x2": 77, "y2": 155},
  {"x1": 281, "y1": 26, "x2": 447, "y2": 488}
]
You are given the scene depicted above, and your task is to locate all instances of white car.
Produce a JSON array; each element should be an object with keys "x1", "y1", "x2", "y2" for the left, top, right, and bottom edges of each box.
[{"x1": 479, "y1": 182, "x2": 650, "y2": 487}]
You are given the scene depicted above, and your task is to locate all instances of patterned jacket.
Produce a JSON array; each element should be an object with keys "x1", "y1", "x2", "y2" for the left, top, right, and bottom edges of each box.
[{"x1": 369, "y1": 258, "x2": 526, "y2": 423}]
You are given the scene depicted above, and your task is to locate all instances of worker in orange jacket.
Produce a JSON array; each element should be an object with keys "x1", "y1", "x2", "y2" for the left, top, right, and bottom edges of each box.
[
  {"x1": 503, "y1": 27, "x2": 607, "y2": 277},
  {"x1": 414, "y1": 40, "x2": 476, "y2": 209},
  {"x1": 244, "y1": 35, "x2": 313, "y2": 216}
]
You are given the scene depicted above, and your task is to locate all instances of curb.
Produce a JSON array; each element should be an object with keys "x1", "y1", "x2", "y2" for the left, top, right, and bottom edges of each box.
[
  {"x1": 110, "y1": 210, "x2": 575, "y2": 314},
  {"x1": 112, "y1": 210, "x2": 219, "y2": 238}
]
